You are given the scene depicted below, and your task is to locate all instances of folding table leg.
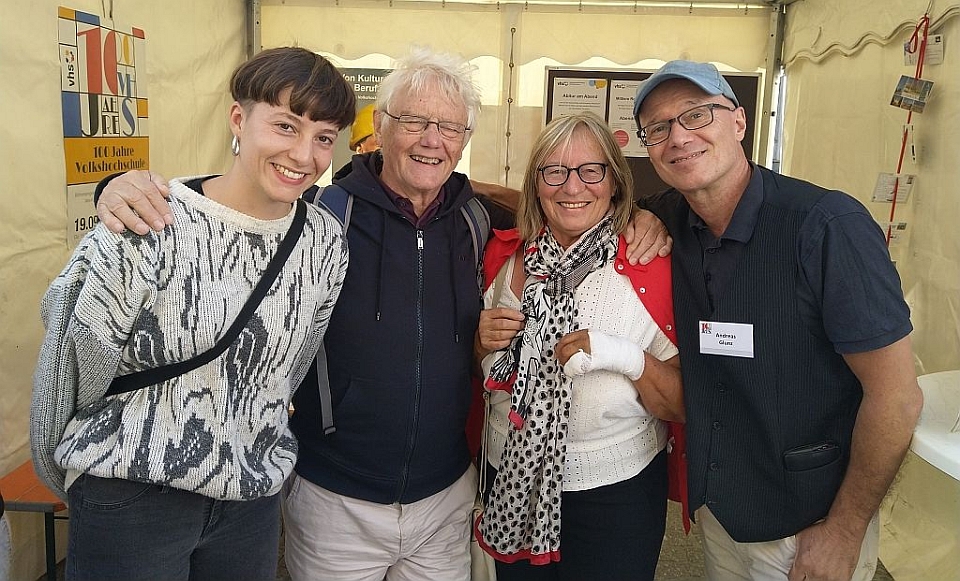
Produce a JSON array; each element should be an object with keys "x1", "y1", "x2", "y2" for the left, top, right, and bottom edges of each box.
[{"x1": 44, "y1": 511, "x2": 56, "y2": 581}]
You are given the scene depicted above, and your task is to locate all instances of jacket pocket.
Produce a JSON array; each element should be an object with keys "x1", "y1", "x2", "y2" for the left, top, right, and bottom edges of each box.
[{"x1": 782, "y1": 441, "x2": 840, "y2": 472}]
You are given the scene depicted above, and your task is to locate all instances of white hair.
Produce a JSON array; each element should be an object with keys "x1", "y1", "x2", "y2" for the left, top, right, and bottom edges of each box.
[{"x1": 376, "y1": 46, "x2": 481, "y2": 128}]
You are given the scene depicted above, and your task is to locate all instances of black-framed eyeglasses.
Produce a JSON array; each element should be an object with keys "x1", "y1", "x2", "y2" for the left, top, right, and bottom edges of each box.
[
  {"x1": 538, "y1": 163, "x2": 608, "y2": 187},
  {"x1": 382, "y1": 111, "x2": 470, "y2": 139},
  {"x1": 637, "y1": 103, "x2": 736, "y2": 147}
]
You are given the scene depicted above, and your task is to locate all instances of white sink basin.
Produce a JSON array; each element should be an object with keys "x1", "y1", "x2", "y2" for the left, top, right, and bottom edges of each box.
[{"x1": 911, "y1": 370, "x2": 960, "y2": 481}]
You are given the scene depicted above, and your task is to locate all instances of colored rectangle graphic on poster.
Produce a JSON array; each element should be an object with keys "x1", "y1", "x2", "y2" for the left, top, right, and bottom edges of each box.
[
  {"x1": 64, "y1": 137, "x2": 149, "y2": 184},
  {"x1": 59, "y1": 6, "x2": 148, "y2": 246}
]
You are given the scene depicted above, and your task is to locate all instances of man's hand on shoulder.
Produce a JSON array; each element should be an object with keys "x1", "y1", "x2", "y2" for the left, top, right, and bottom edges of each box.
[
  {"x1": 624, "y1": 208, "x2": 672, "y2": 265},
  {"x1": 96, "y1": 170, "x2": 172, "y2": 235}
]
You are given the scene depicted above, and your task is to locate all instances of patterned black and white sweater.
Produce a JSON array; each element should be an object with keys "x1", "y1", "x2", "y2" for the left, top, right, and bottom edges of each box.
[{"x1": 31, "y1": 177, "x2": 348, "y2": 501}]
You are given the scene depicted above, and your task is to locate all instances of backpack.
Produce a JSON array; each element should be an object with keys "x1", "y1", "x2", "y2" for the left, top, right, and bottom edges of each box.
[{"x1": 302, "y1": 183, "x2": 491, "y2": 434}]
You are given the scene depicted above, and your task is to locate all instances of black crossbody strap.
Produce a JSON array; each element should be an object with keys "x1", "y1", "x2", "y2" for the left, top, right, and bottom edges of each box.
[{"x1": 106, "y1": 200, "x2": 308, "y2": 396}]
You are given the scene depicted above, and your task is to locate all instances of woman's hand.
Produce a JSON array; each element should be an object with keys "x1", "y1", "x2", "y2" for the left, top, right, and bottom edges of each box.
[
  {"x1": 559, "y1": 330, "x2": 684, "y2": 421},
  {"x1": 475, "y1": 307, "x2": 524, "y2": 360},
  {"x1": 558, "y1": 330, "x2": 645, "y2": 379},
  {"x1": 97, "y1": 170, "x2": 172, "y2": 234},
  {"x1": 555, "y1": 329, "x2": 591, "y2": 366}
]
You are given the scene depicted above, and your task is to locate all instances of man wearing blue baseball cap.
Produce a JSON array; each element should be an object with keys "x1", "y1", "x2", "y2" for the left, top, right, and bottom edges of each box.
[{"x1": 634, "y1": 60, "x2": 922, "y2": 581}]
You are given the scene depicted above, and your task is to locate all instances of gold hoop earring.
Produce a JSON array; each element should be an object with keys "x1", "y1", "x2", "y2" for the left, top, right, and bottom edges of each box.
[{"x1": 231, "y1": 135, "x2": 240, "y2": 156}]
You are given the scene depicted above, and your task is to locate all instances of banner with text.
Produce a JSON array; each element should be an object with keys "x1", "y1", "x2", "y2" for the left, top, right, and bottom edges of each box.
[
  {"x1": 59, "y1": 7, "x2": 149, "y2": 246},
  {"x1": 330, "y1": 68, "x2": 391, "y2": 175}
]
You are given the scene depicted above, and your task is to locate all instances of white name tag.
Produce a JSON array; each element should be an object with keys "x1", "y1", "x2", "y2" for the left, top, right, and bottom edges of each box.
[{"x1": 699, "y1": 321, "x2": 754, "y2": 358}]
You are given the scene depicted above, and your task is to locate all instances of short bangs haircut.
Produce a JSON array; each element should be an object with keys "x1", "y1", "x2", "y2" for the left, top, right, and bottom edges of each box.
[
  {"x1": 376, "y1": 47, "x2": 480, "y2": 128},
  {"x1": 230, "y1": 47, "x2": 356, "y2": 130},
  {"x1": 517, "y1": 111, "x2": 634, "y2": 241}
]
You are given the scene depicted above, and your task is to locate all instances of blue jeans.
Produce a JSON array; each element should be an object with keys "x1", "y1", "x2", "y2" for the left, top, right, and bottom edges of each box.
[{"x1": 67, "y1": 474, "x2": 280, "y2": 581}]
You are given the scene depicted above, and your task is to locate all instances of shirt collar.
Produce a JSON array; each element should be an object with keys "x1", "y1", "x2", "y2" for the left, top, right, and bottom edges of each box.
[
  {"x1": 688, "y1": 163, "x2": 763, "y2": 244},
  {"x1": 372, "y1": 155, "x2": 447, "y2": 226}
]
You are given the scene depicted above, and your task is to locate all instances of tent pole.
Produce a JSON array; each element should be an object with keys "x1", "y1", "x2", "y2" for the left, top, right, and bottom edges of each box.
[
  {"x1": 756, "y1": 4, "x2": 785, "y2": 167},
  {"x1": 499, "y1": 5, "x2": 521, "y2": 187},
  {"x1": 247, "y1": 0, "x2": 262, "y2": 58}
]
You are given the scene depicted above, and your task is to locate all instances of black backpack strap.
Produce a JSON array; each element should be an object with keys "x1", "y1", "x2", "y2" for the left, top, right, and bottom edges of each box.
[
  {"x1": 461, "y1": 196, "x2": 491, "y2": 291},
  {"x1": 315, "y1": 184, "x2": 353, "y2": 232},
  {"x1": 311, "y1": 183, "x2": 353, "y2": 434},
  {"x1": 302, "y1": 184, "x2": 322, "y2": 204},
  {"x1": 106, "y1": 200, "x2": 308, "y2": 396},
  {"x1": 314, "y1": 341, "x2": 336, "y2": 435}
]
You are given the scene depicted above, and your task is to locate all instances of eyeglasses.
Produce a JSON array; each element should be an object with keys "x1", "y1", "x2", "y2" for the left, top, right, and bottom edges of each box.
[
  {"x1": 382, "y1": 111, "x2": 469, "y2": 139},
  {"x1": 538, "y1": 163, "x2": 608, "y2": 187},
  {"x1": 637, "y1": 103, "x2": 736, "y2": 147}
]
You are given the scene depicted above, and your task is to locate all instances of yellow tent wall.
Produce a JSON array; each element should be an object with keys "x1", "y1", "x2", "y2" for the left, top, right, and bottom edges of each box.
[
  {"x1": 782, "y1": 1, "x2": 960, "y2": 577},
  {"x1": 2, "y1": 0, "x2": 957, "y2": 579},
  {"x1": 0, "y1": 1, "x2": 245, "y2": 579}
]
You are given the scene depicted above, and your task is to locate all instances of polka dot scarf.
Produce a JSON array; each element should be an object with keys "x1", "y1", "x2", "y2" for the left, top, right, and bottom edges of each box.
[{"x1": 479, "y1": 216, "x2": 618, "y2": 564}]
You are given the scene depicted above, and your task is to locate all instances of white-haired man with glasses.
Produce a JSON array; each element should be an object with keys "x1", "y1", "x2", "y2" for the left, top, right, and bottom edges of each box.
[{"x1": 634, "y1": 60, "x2": 922, "y2": 581}]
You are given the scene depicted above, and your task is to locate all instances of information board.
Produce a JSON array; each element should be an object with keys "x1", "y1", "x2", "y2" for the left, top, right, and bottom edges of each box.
[{"x1": 545, "y1": 67, "x2": 760, "y2": 200}]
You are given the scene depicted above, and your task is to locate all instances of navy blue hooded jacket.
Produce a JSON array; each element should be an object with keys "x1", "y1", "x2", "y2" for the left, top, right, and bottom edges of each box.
[{"x1": 291, "y1": 152, "x2": 494, "y2": 504}]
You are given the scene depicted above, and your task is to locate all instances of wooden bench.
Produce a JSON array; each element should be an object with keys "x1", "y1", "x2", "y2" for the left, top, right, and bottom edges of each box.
[{"x1": 0, "y1": 459, "x2": 68, "y2": 581}]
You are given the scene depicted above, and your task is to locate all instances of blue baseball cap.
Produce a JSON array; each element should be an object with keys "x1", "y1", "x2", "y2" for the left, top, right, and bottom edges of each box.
[{"x1": 633, "y1": 60, "x2": 740, "y2": 118}]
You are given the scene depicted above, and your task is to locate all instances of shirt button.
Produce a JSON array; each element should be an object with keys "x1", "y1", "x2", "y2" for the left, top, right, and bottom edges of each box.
[
  {"x1": 717, "y1": 382, "x2": 726, "y2": 392},
  {"x1": 638, "y1": 287, "x2": 646, "y2": 294},
  {"x1": 712, "y1": 421, "x2": 722, "y2": 431},
  {"x1": 709, "y1": 462, "x2": 720, "y2": 471}
]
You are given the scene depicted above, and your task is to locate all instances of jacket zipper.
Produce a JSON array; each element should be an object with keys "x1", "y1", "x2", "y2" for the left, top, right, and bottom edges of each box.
[{"x1": 397, "y1": 229, "x2": 425, "y2": 500}]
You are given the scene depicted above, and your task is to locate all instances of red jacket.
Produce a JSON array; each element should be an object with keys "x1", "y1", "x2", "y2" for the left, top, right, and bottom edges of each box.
[{"x1": 467, "y1": 228, "x2": 690, "y2": 533}]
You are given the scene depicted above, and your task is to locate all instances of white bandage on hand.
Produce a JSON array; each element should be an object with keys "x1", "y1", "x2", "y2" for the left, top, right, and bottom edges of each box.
[
  {"x1": 563, "y1": 349, "x2": 593, "y2": 378},
  {"x1": 563, "y1": 330, "x2": 646, "y2": 380}
]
